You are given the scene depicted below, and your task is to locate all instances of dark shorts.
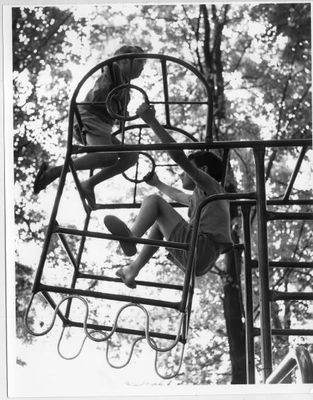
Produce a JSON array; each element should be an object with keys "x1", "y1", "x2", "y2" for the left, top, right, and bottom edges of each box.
[
  {"x1": 74, "y1": 113, "x2": 113, "y2": 144},
  {"x1": 166, "y1": 220, "x2": 220, "y2": 277}
]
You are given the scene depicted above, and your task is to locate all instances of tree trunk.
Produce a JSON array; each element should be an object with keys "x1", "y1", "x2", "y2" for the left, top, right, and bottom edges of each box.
[
  {"x1": 222, "y1": 227, "x2": 247, "y2": 383},
  {"x1": 197, "y1": 4, "x2": 247, "y2": 383}
]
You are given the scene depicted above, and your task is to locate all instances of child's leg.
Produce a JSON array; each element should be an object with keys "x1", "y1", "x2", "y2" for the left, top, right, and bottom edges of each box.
[
  {"x1": 130, "y1": 194, "x2": 182, "y2": 239},
  {"x1": 105, "y1": 195, "x2": 184, "y2": 288},
  {"x1": 79, "y1": 135, "x2": 138, "y2": 207},
  {"x1": 33, "y1": 134, "x2": 137, "y2": 202},
  {"x1": 116, "y1": 223, "x2": 163, "y2": 288},
  {"x1": 33, "y1": 131, "x2": 118, "y2": 194}
]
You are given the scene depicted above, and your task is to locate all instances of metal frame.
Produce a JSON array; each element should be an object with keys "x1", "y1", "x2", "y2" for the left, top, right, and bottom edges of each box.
[
  {"x1": 266, "y1": 346, "x2": 313, "y2": 384},
  {"x1": 26, "y1": 53, "x2": 313, "y2": 381}
]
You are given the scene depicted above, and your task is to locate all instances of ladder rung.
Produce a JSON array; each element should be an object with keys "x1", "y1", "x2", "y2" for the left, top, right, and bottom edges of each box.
[
  {"x1": 253, "y1": 327, "x2": 313, "y2": 336},
  {"x1": 66, "y1": 320, "x2": 186, "y2": 342},
  {"x1": 267, "y1": 211, "x2": 313, "y2": 221},
  {"x1": 39, "y1": 285, "x2": 182, "y2": 310},
  {"x1": 251, "y1": 260, "x2": 313, "y2": 269},
  {"x1": 270, "y1": 290, "x2": 313, "y2": 301},
  {"x1": 55, "y1": 226, "x2": 189, "y2": 251},
  {"x1": 77, "y1": 272, "x2": 184, "y2": 291}
]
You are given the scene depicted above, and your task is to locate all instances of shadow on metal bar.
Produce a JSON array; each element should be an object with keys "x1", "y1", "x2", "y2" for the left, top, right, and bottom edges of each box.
[{"x1": 266, "y1": 346, "x2": 313, "y2": 384}]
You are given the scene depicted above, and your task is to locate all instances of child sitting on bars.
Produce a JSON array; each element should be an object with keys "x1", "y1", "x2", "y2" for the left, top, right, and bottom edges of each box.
[{"x1": 104, "y1": 103, "x2": 233, "y2": 288}]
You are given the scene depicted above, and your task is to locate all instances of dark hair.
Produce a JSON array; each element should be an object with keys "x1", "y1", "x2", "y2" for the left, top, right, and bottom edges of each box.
[
  {"x1": 188, "y1": 151, "x2": 223, "y2": 182},
  {"x1": 114, "y1": 45, "x2": 144, "y2": 55}
]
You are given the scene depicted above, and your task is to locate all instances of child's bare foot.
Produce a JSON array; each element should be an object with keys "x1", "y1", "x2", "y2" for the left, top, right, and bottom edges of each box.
[
  {"x1": 116, "y1": 268, "x2": 137, "y2": 289},
  {"x1": 80, "y1": 181, "x2": 96, "y2": 209},
  {"x1": 104, "y1": 215, "x2": 137, "y2": 256}
]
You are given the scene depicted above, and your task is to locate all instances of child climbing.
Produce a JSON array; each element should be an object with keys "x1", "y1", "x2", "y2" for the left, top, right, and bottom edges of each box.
[
  {"x1": 104, "y1": 103, "x2": 233, "y2": 288},
  {"x1": 33, "y1": 45, "x2": 146, "y2": 209}
]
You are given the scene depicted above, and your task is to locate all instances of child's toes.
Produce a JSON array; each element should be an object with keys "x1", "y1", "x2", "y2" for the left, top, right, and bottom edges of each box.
[{"x1": 116, "y1": 269, "x2": 136, "y2": 289}]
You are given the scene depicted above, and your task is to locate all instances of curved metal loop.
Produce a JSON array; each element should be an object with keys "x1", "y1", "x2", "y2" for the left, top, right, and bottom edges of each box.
[
  {"x1": 110, "y1": 303, "x2": 185, "y2": 352},
  {"x1": 106, "y1": 337, "x2": 144, "y2": 369},
  {"x1": 86, "y1": 303, "x2": 185, "y2": 352},
  {"x1": 152, "y1": 338, "x2": 185, "y2": 380},
  {"x1": 24, "y1": 294, "x2": 91, "y2": 336},
  {"x1": 57, "y1": 326, "x2": 89, "y2": 360},
  {"x1": 122, "y1": 151, "x2": 156, "y2": 183},
  {"x1": 25, "y1": 294, "x2": 186, "y2": 359},
  {"x1": 106, "y1": 83, "x2": 150, "y2": 121}
]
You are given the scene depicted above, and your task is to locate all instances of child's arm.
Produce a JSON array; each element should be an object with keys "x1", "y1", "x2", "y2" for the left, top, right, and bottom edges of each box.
[
  {"x1": 146, "y1": 173, "x2": 191, "y2": 205},
  {"x1": 137, "y1": 104, "x2": 218, "y2": 194}
]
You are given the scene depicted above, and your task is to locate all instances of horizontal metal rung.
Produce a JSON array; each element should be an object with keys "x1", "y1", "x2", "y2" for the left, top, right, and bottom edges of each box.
[
  {"x1": 75, "y1": 199, "x2": 313, "y2": 210},
  {"x1": 64, "y1": 320, "x2": 186, "y2": 343},
  {"x1": 54, "y1": 226, "x2": 189, "y2": 251},
  {"x1": 76, "y1": 100, "x2": 209, "y2": 106},
  {"x1": 94, "y1": 202, "x2": 185, "y2": 210},
  {"x1": 270, "y1": 290, "x2": 313, "y2": 301},
  {"x1": 252, "y1": 260, "x2": 313, "y2": 269},
  {"x1": 253, "y1": 327, "x2": 313, "y2": 336},
  {"x1": 39, "y1": 285, "x2": 182, "y2": 310},
  {"x1": 71, "y1": 139, "x2": 311, "y2": 155},
  {"x1": 267, "y1": 211, "x2": 313, "y2": 221},
  {"x1": 77, "y1": 272, "x2": 184, "y2": 291}
]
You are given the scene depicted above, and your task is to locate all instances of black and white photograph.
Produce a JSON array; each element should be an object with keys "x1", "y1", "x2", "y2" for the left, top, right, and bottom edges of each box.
[{"x1": 1, "y1": 1, "x2": 313, "y2": 399}]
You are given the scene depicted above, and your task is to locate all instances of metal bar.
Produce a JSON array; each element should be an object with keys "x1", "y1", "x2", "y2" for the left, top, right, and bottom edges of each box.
[
  {"x1": 132, "y1": 127, "x2": 143, "y2": 204},
  {"x1": 220, "y1": 148, "x2": 230, "y2": 186},
  {"x1": 180, "y1": 192, "x2": 257, "y2": 312},
  {"x1": 70, "y1": 53, "x2": 212, "y2": 109},
  {"x1": 283, "y1": 146, "x2": 308, "y2": 200},
  {"x1": 241, "y1": 205, "x2": 256, "y2": 383},
  {"x1": 41, "y1": 291, "x2": 68, "y2": 324},
  {"x1": 266, "y1": 346, "x2": 313, "y2": 384},
  {"x1": 69, "y1": 158, "x2": 90, "y2": 214},
  {"x1": 113, "y1": 123, "x2": 199, "y2": 143},
  {"x1": 77, "y1": 272, "x2": 184, "y2": 291},
  {"x1": 266, "y1": 354, "x2": 297, "y2": 383},
  {"x1": 54, "y1": 226, "x2": 189, "y2": 251},
  {"x1": 65, "y1": 320, "x2": 185, "y2": 343},
  {"x1": 76, "y1": 100, "x2": 212, "y2": 106},
  {"x1": 71, "y1": 139, "x2": 311, "y2": 154},
  {"x1": 32, "y1": 123, "x2": 74, "y2": 292},
  {"x1": 253, "y1": 327, "x2": 313, "y2": 336},
  {"x1": 161, "y1": 59, "x2": 170, "y2": 125},
  {"x1": 270, "y1": 290, "x2": 313, "y2": 301},
  {"x1": 76, "y1": 210, "x2": 92, "y2": 270},
  {"x1": 267, "y1": 211, "x2": 313, "y2": 220},
  {"x1": 253, "y1": 147, "x2": 272, "y2": 381},
  {"x1": 64, "y1": 271, "x2": 80, "y2": 320},
  {"x1": 57, "y1": 232, "x2": 78, "y2": 271},
  {"x1": 93, "y1": 198, "x2": 313, "y2": 210},
  {"x1": 252, "y1": 260, "x2": 313, "y2": 269},
  {"x1": 205, "y1": 89, "x2": 214, "y2": 142},
  {"x1": 295, "y1": 346, "x2": 313, "y2": 383},
  {"x1": 38, "y1": 284, "x2": 182, "y2": 310}
]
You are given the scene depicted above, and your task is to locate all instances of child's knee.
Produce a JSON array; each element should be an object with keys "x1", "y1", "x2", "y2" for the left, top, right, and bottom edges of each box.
[{"x1": 143, "y1": 194, "x2": 163, "y2": 208}]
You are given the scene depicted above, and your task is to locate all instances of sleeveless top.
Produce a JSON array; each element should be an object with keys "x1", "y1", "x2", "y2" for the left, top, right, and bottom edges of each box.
[
  {"x1": 188, "y1": 186, "x2": 233, "y2": 253},
  {"x1": 79, "y1": 63, "x2": 129, "y2": 125}
]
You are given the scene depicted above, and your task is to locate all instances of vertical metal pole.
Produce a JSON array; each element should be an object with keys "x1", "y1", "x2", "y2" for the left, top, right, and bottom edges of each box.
[
  {"x1": 32, "y1": 106, "x2": 76, "y2": 291},
  {"x1": 241, "y1": 204, "x2": 255, "y2": 383},
  {"x1": 253, "y1": 147, "x2": 272, "y2": 381},
  {"x1": 161, "y1": 59, "x2": 170, "y2": 126}
]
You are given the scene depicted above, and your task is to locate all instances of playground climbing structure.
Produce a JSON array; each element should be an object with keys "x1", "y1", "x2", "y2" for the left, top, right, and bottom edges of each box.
[{"x1": 25, "y1": 53, "x2": 313, "y2": 382}]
